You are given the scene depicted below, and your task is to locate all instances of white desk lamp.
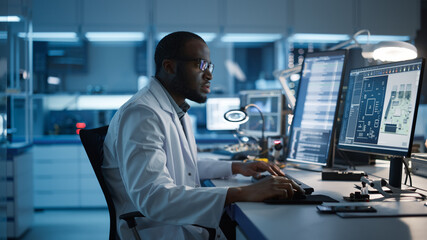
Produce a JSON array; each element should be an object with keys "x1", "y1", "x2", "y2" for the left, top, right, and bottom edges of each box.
[{"x1": 328, "y1": 29, "x2": 418, "y2": 62}]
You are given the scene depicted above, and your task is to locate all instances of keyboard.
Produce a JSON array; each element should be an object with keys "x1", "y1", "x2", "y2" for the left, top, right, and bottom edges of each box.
[
  {"x1": 285, "y1": 173, "x2": 314, "y2": 195},
  {"x1": 252, "y1": 173, "x2": 314, "y2": 195}
]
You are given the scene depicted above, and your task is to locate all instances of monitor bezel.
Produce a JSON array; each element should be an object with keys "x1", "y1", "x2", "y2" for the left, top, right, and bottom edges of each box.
[
  {"x1": 337, "y1": 58, "x2": 425, "y2": 158},
  {"x1": 285, "y1": 49, "x2": 348, "y2": 168}
]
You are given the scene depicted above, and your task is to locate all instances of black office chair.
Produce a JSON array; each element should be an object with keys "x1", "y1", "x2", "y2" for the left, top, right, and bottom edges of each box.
[
  {"x1": 79, "y1": 126, "x2": 216, "y2": 240},
  {"x1": 80, "y1": 126, "x2": 143, "y2": 240}
]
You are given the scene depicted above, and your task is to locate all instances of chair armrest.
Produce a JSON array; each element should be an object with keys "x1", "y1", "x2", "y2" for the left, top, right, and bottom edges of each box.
[
  {"x1": 119, "y1": 211, "x2": 145, "y2": 229},
  {"x1": 120, "y1": 211, "x2": 216, "y2": 240},
  {"x1": 194, "y1": 224, "x2": 216, "y2": 240}
]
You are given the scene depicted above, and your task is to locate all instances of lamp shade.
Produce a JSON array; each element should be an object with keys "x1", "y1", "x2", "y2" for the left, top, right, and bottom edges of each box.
[
  {"x1": 372, "y1": 41, "x2": 417, "y2": 62},
  {"x1": 224, "y1": 110, "x2": 248, "y2": 123}
]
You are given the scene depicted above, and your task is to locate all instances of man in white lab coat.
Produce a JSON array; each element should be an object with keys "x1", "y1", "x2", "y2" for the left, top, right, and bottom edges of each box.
[{"x1": 103, "y1": 31, "x2": 303, "y2": 239}]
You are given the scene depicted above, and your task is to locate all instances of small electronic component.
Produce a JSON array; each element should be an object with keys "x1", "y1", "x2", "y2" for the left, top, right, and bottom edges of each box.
[{"x1": 343, "y1": 191, "x2": 370, "y2": 202}]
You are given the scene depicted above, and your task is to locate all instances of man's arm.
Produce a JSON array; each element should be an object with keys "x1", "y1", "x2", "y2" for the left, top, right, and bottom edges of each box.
[{"x1": 197, "y1": 160, "x2": 233, "y2": 179}]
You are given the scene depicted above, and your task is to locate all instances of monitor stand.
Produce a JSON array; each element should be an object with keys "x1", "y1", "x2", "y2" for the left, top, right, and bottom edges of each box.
[{"x1": 389, "y1": 157, "x2": 403, "y2": 189}]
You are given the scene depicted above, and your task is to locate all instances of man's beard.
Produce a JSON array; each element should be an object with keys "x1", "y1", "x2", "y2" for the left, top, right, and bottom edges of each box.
[{"x1": 171, "y1": 68, "x2": 207, "y2": 104}]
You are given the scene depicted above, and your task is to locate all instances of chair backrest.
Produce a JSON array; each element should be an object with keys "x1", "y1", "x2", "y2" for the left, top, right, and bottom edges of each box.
[
  {"x1": 80, "y1": 126, "x2": 215, "y2": 240},
  {"x1": 79, "y1": 126, "x2": 118, "y2": 240}
]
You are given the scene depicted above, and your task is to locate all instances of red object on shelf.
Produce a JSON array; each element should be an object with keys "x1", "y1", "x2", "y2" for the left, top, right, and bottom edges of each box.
[{"x1": 76, "y1": 122, "x2": 86, "y2": 129}]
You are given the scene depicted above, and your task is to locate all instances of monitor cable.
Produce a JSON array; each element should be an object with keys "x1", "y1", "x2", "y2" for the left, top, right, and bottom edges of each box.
[
  {"x1": 335, "y1": 148, "x2": 357, "y2": 170},
  {"x1": 332, "y1": 128, "x2": 356, "y2": 170},
  {"x1": 402, "y1": 157, "x2": 412, "y2": 187}
]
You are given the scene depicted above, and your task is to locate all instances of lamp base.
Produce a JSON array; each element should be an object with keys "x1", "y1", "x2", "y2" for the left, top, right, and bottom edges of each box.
[{"x1": 259, "y1": 139, "x2": 268, "y2": 158}]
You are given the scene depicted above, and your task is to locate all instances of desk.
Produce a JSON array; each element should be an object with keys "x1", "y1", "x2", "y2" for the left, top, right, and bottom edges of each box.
[{"x1": 209, "y1": 160, "x2": 427, "y2": 240}]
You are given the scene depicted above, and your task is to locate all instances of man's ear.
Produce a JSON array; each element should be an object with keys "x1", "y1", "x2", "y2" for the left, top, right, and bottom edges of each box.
[{"x1": 162, "y1": 59, "x2": 176, "y2": 75}]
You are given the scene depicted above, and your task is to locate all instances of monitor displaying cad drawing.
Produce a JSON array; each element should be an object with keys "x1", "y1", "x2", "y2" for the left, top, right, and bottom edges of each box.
[
  {"x1": 338, "y1": 58, "x2": 425, "y2": 157},
  {"x1": 206, "y1": 98, "x2": 241, "y2": 130},
  {"x1": 286, "y1": 50, "x2": 347, "y2": 167},
  {"x1": 239, "y1": 90, "x2": 284, "y2": 138}
]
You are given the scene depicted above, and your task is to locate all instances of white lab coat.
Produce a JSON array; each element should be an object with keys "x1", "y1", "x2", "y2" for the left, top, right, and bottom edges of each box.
[{"x1": 103, "y1": 78, "x2": 233, "y2": 239}]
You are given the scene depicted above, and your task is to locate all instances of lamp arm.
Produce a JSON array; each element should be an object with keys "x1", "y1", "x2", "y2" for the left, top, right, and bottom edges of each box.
[
  {"x1": 273, "y1": 65, "x2": 301, "y2": 111},
  {"x1": 352, "y1": 29, "x2": 370, "y2": 47},
  {"x1": 328, "y1": 39, "x2": 353, "y2": 51},
  {"x1": 328, "y1": 29, "x2": 371, "y2": 50},
  {"x1": 244, "y1": 104, "x2": 265, "y2": 142}
]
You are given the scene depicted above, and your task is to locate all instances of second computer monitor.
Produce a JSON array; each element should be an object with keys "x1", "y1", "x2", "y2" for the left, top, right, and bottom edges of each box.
[
  {"x1": 286, "y1": 50, "x2": 347, "y2": 167},
  {"x1": 206, "y1": 97, "x2": 241, "y2": 131},
  {"x1": 239, "y1": 89, "x2": 284, "y2": 138},
  {"x1": 338, "y1": 58, "x2": 425, "y2": 157}
]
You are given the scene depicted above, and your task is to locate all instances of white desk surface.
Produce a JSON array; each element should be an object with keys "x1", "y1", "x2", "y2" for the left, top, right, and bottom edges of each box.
[{"x1": 210, "y1": 160, "x2": 427, "y2": 240}]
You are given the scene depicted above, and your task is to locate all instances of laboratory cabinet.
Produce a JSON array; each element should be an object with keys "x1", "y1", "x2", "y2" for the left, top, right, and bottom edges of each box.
[
  {"x1": 155, "y1": 0, "x2": 221, "y2": 33},
  {"x1": 358, "y1": 0, "x2": 420, "y2": 36},
  {"x1": 6, "y1": 143, "x2": 33, "y2": 239},
  {"x1": 82, "y1": 0, "x2": 148, "y2": 32},
  {"x1": 33, "y1": 143, "x2": 106, "y2": 209},
  {"x1": 293, "y1": 0, "x2": 353, "y2": 34},
  {"x1": 33, "y1": 0, "x2": 149, "y2": 32},
  {"x1": 32, "y1": 0, "x2": 421, "y2": 37},
  {"x1": 4, "y1": 4, "x2": 34, "y2": 238},
  {"x1": 292, "y1": 0, "x2": 420, "y2": 36},
  {"x1": 224, "y1": 0, "x2": 289, "y2": 33},
  {"x1": 32, "y1": 0, "x2": 80, "y2": 32}
]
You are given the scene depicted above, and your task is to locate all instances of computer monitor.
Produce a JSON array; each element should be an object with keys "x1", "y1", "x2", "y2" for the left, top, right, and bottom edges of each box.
[
  {"x1": 239, "y1": 90, "x2": 284, "y2": 138},
  {"x1": 206, "y1": 97, "x2": 241, "y2": 130},
  {"x1": 338, "y1": 58, "x2": 425, "y2": 187},
  {"x1": 286, "y1": 50, "x2": 348, "y2": 169}
]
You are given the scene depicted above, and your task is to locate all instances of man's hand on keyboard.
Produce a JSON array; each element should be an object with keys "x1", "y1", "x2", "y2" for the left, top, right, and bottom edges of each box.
[
  {"x1": 226, "y1": 175, "x2": 305, "y2": 203},
  {"x1": 232, "y1": 161, "x2": 284, "y2": 178}
]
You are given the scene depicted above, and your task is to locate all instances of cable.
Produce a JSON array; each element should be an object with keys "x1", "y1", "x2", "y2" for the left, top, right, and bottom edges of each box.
[
  {"x1": 402, "y1": 157, "x2": 412, "y2": 187},
  {"x1": 336, "y1": 149, "x2": 357, "y2": 170}
]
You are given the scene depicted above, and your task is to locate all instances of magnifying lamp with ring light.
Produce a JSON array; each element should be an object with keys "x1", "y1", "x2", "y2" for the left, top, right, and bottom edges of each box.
[{"x1": 224, "y1": 104, "x2": 269, "y2": 158}]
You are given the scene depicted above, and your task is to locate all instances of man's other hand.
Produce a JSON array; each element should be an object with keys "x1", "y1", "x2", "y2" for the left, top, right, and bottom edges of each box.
[{"x1": 232, "y1": 161, "x2": 284, "y2": 178}]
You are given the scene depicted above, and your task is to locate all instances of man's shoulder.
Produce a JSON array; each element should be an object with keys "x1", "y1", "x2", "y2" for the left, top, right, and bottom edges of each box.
[
  {"x1": 122, "y1": 88, "x2": 169, "y2": 115},
  {"x1": 122, "y1": 90, "x2": 158, "y2": 111}
]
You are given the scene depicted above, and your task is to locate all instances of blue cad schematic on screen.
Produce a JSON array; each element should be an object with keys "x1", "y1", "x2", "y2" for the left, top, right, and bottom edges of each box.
[{"x1": 339, "y1": 60, "x2": 423, "y2": 155}]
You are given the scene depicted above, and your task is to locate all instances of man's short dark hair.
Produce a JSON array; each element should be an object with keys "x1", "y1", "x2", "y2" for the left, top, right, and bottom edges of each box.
[{"x1": 154, "y1": 31, "x2": 206, "y2": 76}]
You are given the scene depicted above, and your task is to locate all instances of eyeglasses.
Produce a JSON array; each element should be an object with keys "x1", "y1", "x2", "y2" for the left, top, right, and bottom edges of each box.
[{"x1": 175, "y1": 58, "x2": 214, "y2": 74}]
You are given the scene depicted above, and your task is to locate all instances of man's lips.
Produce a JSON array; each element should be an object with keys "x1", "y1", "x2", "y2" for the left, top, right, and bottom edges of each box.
[{"x1": 201, "y1": 83, "x2": 210, "y2": 93}]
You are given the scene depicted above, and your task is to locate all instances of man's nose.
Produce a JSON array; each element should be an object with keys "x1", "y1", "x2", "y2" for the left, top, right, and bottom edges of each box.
[{"x1": 203, "y1": 70, "x2": 213, "y2": 80}]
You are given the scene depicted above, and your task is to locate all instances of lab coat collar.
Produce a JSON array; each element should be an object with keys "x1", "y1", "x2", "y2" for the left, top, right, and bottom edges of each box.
[
  {"x1": 148, "y1": 77, "x2": 198, "y2": 168},
  {"x1": 148, "y1": 77, "x2": 175, "y2": 115}
]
